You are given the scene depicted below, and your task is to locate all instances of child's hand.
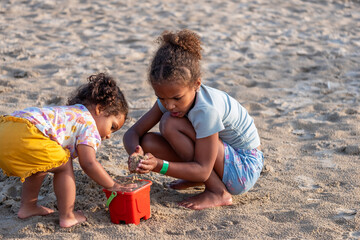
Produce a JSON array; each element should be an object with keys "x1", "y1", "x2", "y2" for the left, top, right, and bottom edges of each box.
[
  {"x1": 136, "y1": 153, "x2": 157, "y2": 174},
  {"x1": 108, "y1": 181, "x2": 137, "y2": 192},
  {"x1": 134, "y1": 145, "x2": 144, "y2": 155},
  {"x1": 128, "y1": 145, "x2": 145, "y2": 172}
]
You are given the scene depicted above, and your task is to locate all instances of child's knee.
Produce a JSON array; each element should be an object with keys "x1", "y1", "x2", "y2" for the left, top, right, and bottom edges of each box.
[
  {"x1": 159, "y1": 112, "x2": 179, "y2": 137},
  {"x1": 140, "y1": 133, "x2": 160, "y2": 152},
  {"x1": 159, "y1": 112, "x2": 170, "y2": 133}
]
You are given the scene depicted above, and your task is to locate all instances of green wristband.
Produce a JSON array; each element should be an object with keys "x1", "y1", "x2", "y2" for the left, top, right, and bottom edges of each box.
[{"x1": 160, "y1": 160, "x2": 169, "y2": 174}]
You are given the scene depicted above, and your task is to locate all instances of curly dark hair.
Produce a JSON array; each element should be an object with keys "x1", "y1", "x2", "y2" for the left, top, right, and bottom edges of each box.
[
  {"x1": 67, "y1": 73, "x2": 128, "y2": 118},
  {"x1": 149, "y1": 29, "x2": 202, "y2": 87}
]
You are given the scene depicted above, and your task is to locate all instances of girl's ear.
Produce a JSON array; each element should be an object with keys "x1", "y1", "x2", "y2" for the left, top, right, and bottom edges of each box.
[
  {"x1": 95, "y1": 104, "x2": 102, "y2": 116},
  {"x1": 195, "y1": 78, "x2": 201, "y2": 91}
]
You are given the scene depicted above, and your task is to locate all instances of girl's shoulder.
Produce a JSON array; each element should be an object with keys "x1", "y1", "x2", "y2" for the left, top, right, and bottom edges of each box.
[
  {"x1": 188, "y1": 87, "x2": 219, "y2": 119},
  {"x1": 59, "y1": 104, "x2": 94, "y2": 121},
  {"x1": 50, "y1": 104, "x2": 90, "y2": 115},
  {"x1": 189, "y1": 83, "x2": 238, "y2": 118},
  {"x1": 38, "y1": 104, "x2": 94, "y2": 124},
  {"x1": 55, "y1": 104, "x2": 87, "y2": 111},
  {"x1": 200, "y1": 84, "x2": 229, "y2": 98},
  {"x1": 19, "y1": 104, "x2": 87, "y2": 113},
  {"x1": 196, "y1": 84, "x2": 227, "y2": 108}
]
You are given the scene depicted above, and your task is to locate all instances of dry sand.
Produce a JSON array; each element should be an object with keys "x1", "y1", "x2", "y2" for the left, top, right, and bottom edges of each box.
[{"x1": 1, "y1": 0, "x2": 360, "y2": 239}]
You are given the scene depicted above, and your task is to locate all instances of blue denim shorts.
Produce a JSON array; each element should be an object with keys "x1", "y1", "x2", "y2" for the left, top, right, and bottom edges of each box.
[{"x1": 222, "y1": 142, "x2": 264, "y2": 195}]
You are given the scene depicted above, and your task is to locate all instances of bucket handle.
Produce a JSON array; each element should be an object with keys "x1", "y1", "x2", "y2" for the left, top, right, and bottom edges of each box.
[{"x1": 106, "y1": 191, "x2": 117, "y2": 208}]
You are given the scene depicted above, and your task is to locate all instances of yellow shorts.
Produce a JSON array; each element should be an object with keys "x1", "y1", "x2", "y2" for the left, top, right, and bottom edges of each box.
[{"x1": 0, "y1": 116, "x2": 70, "y2": 182}]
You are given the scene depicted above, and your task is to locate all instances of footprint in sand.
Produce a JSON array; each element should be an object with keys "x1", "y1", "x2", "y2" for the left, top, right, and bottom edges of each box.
[
  {"x1": 294, "y1": 175, "x2": 321, "y2": 191},
  {"x1": 349, "y1": 231, "x2": 360, "y2": 238},
  {"x1": 314, "y1": 150, "x2": 336, "y2": 168},
  {"x1": 0, "y1": 181, "x2": 22, "y2": 203},
  {"x1": 342, "y1": 145, "x2": 360, "y2": 155},
  {"x1": 334, "y1": 208, "x2": 357, "y2": 221}
]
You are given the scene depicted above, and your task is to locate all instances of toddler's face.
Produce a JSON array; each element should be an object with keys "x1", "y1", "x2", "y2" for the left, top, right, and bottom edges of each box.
[
  {"x1": 95, "y1": 112, "x2": 126, "y2": 140},
  {"x1": 153, "y1": 82, "x2": 198, "y2": 118}
]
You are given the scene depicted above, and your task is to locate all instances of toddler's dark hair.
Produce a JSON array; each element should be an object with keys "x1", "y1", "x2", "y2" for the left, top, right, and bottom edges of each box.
[
  {"x1": 67, "y1": 73, "x2": 128, "y2": 117},
  {"x1": 149, "y1": 29, "x2": 202, "y2": 87}
]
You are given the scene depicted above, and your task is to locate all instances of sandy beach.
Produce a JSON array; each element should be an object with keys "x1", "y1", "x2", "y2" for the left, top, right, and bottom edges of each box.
[{"x1": 1, "y1": 0, "x2": 360, "y2": 239}]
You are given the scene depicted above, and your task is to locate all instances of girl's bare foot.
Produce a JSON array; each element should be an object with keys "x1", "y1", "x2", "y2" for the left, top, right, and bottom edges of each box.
[
  {"x1": 59, "y1": 210, "x2": 87, "y2": 228},
  {"x1": 179, "y1": 189, "x2": 232, "y2": 210},
  {"x1": 166, "y1": 179, "x2": 203, "y2": 190},
  {"x1": 18, "y1": 205, "x2": 54, "y2": 219}
]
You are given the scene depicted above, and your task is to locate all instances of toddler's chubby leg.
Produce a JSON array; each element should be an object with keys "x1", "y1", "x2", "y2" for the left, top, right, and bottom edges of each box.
[
  {"x1": 18, "y1": 172, "x2": 55, "y2": 219},
  {"x1": 49, "y1": 160, "x2": 86, "y2": 228}
]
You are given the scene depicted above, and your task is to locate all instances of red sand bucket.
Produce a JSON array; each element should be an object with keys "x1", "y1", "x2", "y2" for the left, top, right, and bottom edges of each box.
[{"x1": 103, "y1": 179, "x2": 152, "y2": 225}]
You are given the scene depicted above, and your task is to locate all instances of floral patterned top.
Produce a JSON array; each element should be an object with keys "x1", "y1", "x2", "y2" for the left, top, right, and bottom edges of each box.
[{"x1": 11, "y1": 104, "x2": 101, "y2": 159}]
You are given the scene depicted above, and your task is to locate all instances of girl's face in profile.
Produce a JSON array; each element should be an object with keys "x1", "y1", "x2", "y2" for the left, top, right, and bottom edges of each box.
[
  {"x1": 91, "y1": 105, "x2": 126, "y2": 140},
  {"x1": 153, "y1": 80, "x2": 200, "y2": 118},
  {"x1": 96, "y1": 112, "x2": 126, "y2": 140}
]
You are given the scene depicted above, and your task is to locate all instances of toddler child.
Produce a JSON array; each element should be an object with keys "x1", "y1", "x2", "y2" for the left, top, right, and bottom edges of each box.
[
  {"x1": 123, "y1": 29, "x2": 264, "y2": 210},
  {"x1": 0, "y1": 73, "x2": 128, "y2": 227}
]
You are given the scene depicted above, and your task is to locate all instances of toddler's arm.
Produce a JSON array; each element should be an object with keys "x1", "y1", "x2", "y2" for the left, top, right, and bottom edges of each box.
[{"x1": 77, "y1": 144, "x2": 115, "y2": 189}]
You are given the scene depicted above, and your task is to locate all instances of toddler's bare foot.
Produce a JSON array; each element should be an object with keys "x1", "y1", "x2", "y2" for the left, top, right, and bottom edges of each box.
[
  {"x1": 18, "y1": 205, "x2": 54, "y2": 219},
  {"x1": 166, "y1": 179, "x2": 203, "y2": 190},
  {"x1": 60, "y1": 210, "x2": 87, "y2": 228},
  {"x1": 179, "y1": 189, "x2": 232, "y2": 210}
]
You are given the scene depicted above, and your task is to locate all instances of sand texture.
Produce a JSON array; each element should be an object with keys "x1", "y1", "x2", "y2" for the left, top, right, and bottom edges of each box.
[
  {"x1": 1, "y1": 0, "x2": 360, "y2": 239},
  {"x1": 129, "y1": 155, "x2": 145, "y2": 173}
]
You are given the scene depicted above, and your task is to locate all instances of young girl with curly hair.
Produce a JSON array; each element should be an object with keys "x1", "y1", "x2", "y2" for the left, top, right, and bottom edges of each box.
[
  {"x1": 0, "y1": 73, "x2": 128, "y2": 227},
  {"x1": 123, "y1": 30, "x2": 264, "y2": 210}
]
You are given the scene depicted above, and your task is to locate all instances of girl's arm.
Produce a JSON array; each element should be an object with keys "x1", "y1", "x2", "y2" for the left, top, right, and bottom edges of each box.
[
  {"x1": 77, "y1": 144, "x2": 115, "y2": 189},
  {"x1": 139, "y1": 132, "x2": 220, "y2": 182},
  {"x1": 123, "y1": 102, "x2": 163, "y2": 155}
]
